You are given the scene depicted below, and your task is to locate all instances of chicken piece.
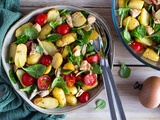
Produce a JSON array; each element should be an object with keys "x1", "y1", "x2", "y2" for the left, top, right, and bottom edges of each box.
[
  {"x1": 38, "y1": 90, "x2": 50, "y2": 98},
  {"x1": 146, "y1": 26, "x2": 154, "y2": 35},
  {"x1": 72, "y1": 45, "x2": 81, "y2": 56},
  {"x1": 66, "y1": 14, "x2": 73, "y2": 28},
  {"x1": 154, "y1": 19, "x2": 160, "y2": 24},
  {"x1": 37, "y1": 38, "x2": 48, "y2": 55},
  {"x1": 130, "y1": 9, "x2": 141, "y2": 18},
  {"x1": 56, "y1": 15, "x2": 62, "y2": 24},
  {"x1": 55, "y1": 67, "x2": 61, "y2": 77},
  {"x1": 82, "y1": 24, "x2": 92, "y2": 31},
  {"x1": 87, "y1": 15, "x2": 96, "y2": 24},
  {"x1": 74, "y1": 65, "x2": 79, "y2": 74},
  {"x1": 33, "y1": 23, "x2": 41, "y2": 33},
  {"x1": 29, "y1": 43, "x2": 37, "y2": 55},
  {"x1": 76, "y1": 89, "x2": 84, "y2": 97},
  {"x1": 82, "y1": 44, "x2": 87, "y2": 56},
  {"x1": 80, "y1": 60, "x2": 91, "y2": 71}
]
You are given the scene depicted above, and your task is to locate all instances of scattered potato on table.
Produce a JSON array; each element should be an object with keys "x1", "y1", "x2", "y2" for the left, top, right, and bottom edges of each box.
[
  {"x1": 33, "y1": 97, "x2": 59, "y2": 109},
  {"x1": 52, "y1": 53, "x2": 63, "y2": 69},
  {"x1": 66, "y1": 94, "x2": 77, "y2": 106},
  {"x1": 47, "y1": 8, "x2": 60, "y2": 22}
]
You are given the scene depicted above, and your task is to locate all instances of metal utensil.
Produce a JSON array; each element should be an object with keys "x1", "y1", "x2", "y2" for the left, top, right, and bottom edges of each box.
[{"x1": 93, "y1": 21, "x2": 126, "y2": 120}]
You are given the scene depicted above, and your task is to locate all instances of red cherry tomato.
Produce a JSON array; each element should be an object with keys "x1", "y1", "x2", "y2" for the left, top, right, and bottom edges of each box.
[
  {"x1": 131, "y1": 41, "x2": 143, "y2": 52},
  {"x1": 40, "y1": 55, "x2": 52, "y2": 66},
  {"x1": 86, "y1": 54, "x2": 100, "y2": 63},
  {"x1": 83, "y1": 73, "x2": 97, "y2": 86},
  {"x1": 37, "y1": 75, "x2": 51, "y2": 90},
  {"x1": 151, "y1": 0, "x2": 160, "y2": 5},
  {"x1": 65, "y1": 74, "x2": 76, "y2": 87},
  {"x1": 56, "y1": 24, "x2": 70, "y2": 35},
  {"x1": 78, "y1": 91, "x2": 90, "y2": 103},
  {"x1": 35, "y1": 13, "x2": 47, "y2": 25},
  {"x1": 22, "y1": 72, "x2": 36, "y2": 86},
  {"x1": 25, "y1": 40, "x2": 34, "y2": 54}
]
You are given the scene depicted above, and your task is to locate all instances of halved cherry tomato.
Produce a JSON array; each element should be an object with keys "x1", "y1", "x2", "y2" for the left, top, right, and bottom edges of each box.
[
  {"x1": 65, "y1": 73, "x2": 76, "y2": 87},
  {"x1": 56, "y1": 24, "x2": 70, "y2": 35},
  {"x1": 35, "y1": 13, "x2": 47, "y2": 25},
  {"x1": 22, "y1": 72, "x2": 36, "y2": 86},
  {"x1": 86, "y1": 54, "x2": 100, "y2": 63},
  {"x1": 151, "y1": 0, "x2": 160, "y2": 5},
  {"x1": 131, "y1": 41, "x2": 143, "y2": 52},
  {"x1": 83, "y1": 73, "x2": 97, "y2": 86},
  {"x1": 78, "y1": 91, "x2": 90, "y2": 103},
  {"x1": 37, "y1": 75, "x2": 51, "y2": 90},
  {"x1": 40, "y1": 55, "x2": 52, "y2": 66}
]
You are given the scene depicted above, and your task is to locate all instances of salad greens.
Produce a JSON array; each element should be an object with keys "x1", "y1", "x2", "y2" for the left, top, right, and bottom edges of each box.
[
  {"x1": 46, "y1": 33, "x2": 62, "y2": 42},
  {"x1": 9, "y1": 69, "x2": 18, "y2": 84},
  {"x1": 131, "y1": 25, "x2": 146, "y2": 40},
  {"x1": 20, "y1": 84, "x2": 37, "y2": 94},
  {"x1": 23, "y1": 27, "x2": 38, "y2": 40}
]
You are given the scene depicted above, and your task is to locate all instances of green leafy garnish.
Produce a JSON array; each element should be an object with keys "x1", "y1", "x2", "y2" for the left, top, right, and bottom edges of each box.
[
  {"x1": 15, "y1": 34, "x2": 29, "y2": 44},
  {"x1": 46, "y1": 33, "x2": 62, "y2": 42},
  {"x1": 95, "y1": 99, "x2": 106, "y2": 111},
  {"x1": 8, "y1": 57, "x2": 14, "y2": 64},
  {"x1": 50, "y1": 21, "x2": 61, "y2": 29},
  {"x1": 23, "y1": 27, "x2": 38, "y2": 40},
  {"x1": 123, "y1": 18, "x2": 131, "y2": 43},
  {"x1": 119, "y1": 62, "x2": 131, "y2": 78},
  {"x1": 131, "y1": 25, "x2": 146, "y2": 40},
  {"x1": 59, "y1": 9, "x2": 71, "y2": 16},
  {"x1": 51, "y1": 77, "x2": 69, "y2": 94},
  {"x1": 86, "y1": 43, "x2": 94, "y2": 53},
  {"x1": 20, "y1": 84, "x2": 37, "y2": 94},
  {"x1": 91, "y1": 63, "x2": 102, "y2": 74},
  {"x1": 9, "y1": 69, "x2": 18, "y2": 84},
  {"x1": 22, "y1": 64, "x2": 46, "y2": 79},
  {"x1": 76, "y1": 80, "x2": 83, "y2": 91},
  {"x1": 61, "y1": 69, "x2": 72, "y2": 75},
  {"x1": 154, "y1": 45, "x2": 160, "y2": 55},
  {"x1": 36, "y1": 46, "x2": 43, "y2": 54}
]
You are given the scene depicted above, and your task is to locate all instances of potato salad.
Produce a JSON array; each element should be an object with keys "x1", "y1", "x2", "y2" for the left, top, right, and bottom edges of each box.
[
  {"x1": 118, "y1": 0, "x2": 160, "y2": 62},
  {"x1": 8, "y1": 8, "x2": 102, "y2": 109}
]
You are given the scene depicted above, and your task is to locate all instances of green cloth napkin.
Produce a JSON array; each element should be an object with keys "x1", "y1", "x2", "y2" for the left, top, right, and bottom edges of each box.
[{"x1": 0, "y1": 0, "x2": 66, "y2": 119}]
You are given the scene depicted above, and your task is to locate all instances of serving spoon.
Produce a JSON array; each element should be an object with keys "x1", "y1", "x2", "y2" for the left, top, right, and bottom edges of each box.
[{"x1": 93, "y1": 21, "x2": 126, "y2": 120}]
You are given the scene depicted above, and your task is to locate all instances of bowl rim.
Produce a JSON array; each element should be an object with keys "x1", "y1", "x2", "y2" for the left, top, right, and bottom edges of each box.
[{"x1": 2, "y1": 5, "x2": 114, "y2": 114}]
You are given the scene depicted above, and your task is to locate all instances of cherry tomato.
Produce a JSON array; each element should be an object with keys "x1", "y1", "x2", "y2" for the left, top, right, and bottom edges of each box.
[
  {"x1": 25, "y1": 40, "x2": 34, "y2": 54},
  {"x1": 35, "y1": 13, "x2": 47, "y2": 25},
  {"x1": 22, "y1": 72, "x2": 36, "y2": 86},
  {"x1": 65, "y1": 73, "x2": 76, "y2": 87},
  {"x1": 56, "y1": 24, "x2": 70, "y2": 35},
  {"x1": 78, "y1": 91, "x2": 90, "y2": 103},
  {"x1": 131, "y1": 41, "x2": 143, "y2": 52},
  {"x1": 37, "y1": 75, "x2": 51, "y2": 90},
  {"x1": 40, "y1": 55, "x2": 52, "y2": 66},
  {"x1": 86, "y1": 54, "x2": 100, "y2": 63},
  {"x1": 151, "y1": 0, "x2": 160, "y2": 5},
  {"x1": 83, "y1": 73, "x2": 97, "y2": 86},
  {"x1": 76, "y1": 75, "x2": 83, "y2": 81}
]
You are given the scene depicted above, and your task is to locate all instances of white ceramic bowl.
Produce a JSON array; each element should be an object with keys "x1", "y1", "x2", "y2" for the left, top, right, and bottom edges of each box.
[{"x1": 2, "y1": 5, "x2": 113, "y2": 114}]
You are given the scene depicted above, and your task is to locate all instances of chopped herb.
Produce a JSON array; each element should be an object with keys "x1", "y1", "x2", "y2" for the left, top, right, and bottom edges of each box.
[{"x1": 46, "y1": 33, "x2": 62, "y2": 42}]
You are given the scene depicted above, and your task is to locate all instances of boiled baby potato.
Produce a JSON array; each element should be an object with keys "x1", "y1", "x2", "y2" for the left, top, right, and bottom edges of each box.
[
  {"x1": 155, "y1": 9, "x2": 160, "y2": 20},
  {"x1": 67, "y1": 86, "x2": 78, "y2": 95},
  {"x1": 14, "y1": 44, "x2": 27, "y2": 68},
  {"x1": 8, "y1": 43, "x2": 17, "y2": 63},
  {"x1": 81, "y1": 80, "x2": 98, "y2": 91},
  {"x1": 44, "y1": 65, "x2": 52, "y2": 74},
  {"x1": 139, "y1": 8, "x2": 150, "y2": 26},
  {"x1": 66, "y1": 94, "x2": 77, "y2": 106},
  {"x1": 128, "y1": 0, "x2": 144, "y2": 10},
  {"x1": 52, "y1": 53, "x2": 63, "y2": 69},
  {"x1": 33, "y1": 97, "x2": 59, "y2": 109},
  {"x1": 56, "y1": 33, "x2": 77, "y2": 47},
  {"x1": 52, "y1": 87, "x2": 66, "y2": 107},
  {"x1": 62, "y1": 62, "x2": 75, "y2": 71},
  {"x1": 142, "y1": 48, "x2": 159, "y2": 62},
  {"x1": 16, "y1": 69, "x2": 26, "y2": 87},
  {"x1": 62, "y1": 46, "x2": 69, "y2": 58},
  {"x1": 38, "y1": 23, "x2": 52, "y2": 40},
  {"x1": 118, "y1": 0, "x2": 125, "y2": 8},
  {"x1": 89, "y1": 30, "x2": 99, "y2": 40},
  {"x1": 72, "y1": 12, "x2": 87, "y2": 27},
  {"x1": 15, "y1": 22, "x2": 33, "y2": 37},
  {"x1": 47, "y1": 8, "x2": 60, "y2": 22},
  {"x1": 41, "y1": 41, "x2": 57, "y2": 56},
  {"x1": 135, "y1": 37, "x2": 152, "y2": 46},
  {"x1": 27, "y1": 52, "x2": 42, "y2": 65},
  {"x1": 123, "y1": 16, "x2": 140, "y2": 31}
]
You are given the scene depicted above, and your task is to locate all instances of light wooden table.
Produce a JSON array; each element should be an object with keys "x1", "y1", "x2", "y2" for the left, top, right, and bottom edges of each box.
[{"x1": 20, "y1": 0, "x2": 160, "y2": 120}]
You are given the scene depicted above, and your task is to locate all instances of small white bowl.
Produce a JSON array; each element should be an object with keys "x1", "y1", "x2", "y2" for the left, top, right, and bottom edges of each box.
[{"x1": 2, "y1": 5, "x2": 114, "y2": 114}]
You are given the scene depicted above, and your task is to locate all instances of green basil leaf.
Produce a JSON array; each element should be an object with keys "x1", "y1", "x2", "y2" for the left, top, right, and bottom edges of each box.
[
  {"x1": 95, "y1": 99, "x2": 106, "y2": 111},
  {"x1": 61, "y1": 69, "x2": 72, "y2": 75},
  {"x1": 22, "y1": 64, "x2": 46, "y2": 79},
  {"x1": 36, "y1": 46, "x2": 44, "y2": 54},
  {"x1": 20, "y1": 84, "x2": 37, "y2": 94},
  {"x1": 51, "y1": 76, "x2": 69, "y2": 94},
  {"x1": 9, "y1": 69, "x2": 18, "y2": 84},
  {"x1": 15, "y1": 34, "x2": 29, "y2": 44},
  {"x1": 119, "y1": 62, "x2": 131, "y2": 78},
  {"x1": 46, "y1": 33, "x2": 62, "y2": 42},
  {"x1": 86, "y1": 43, "x2": 94, "y2": 53},
  {"x1": 131, "y1": 25, "x2": 146, "y2": 40},
  {"x1": 23, "y1": 27, "x2": 38, "y2": 40}
]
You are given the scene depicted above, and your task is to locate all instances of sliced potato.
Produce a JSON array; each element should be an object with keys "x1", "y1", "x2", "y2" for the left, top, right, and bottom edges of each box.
[
  {"x1": 16, "y1": 69, "x2": 26, "y2": 87},
  {"x1": 8, "y1": 43, "x2": 17, "y2": 63},
  {"x1": 128, "y1": 0, "x2": 144, "y2": 10},
  {"x1": 52, "y1": 53, "x2": 63, "y2": 69},
  {"x1": 44, "y1": 65, "x2": 52, "y2": 74},
  {"x1": 72, "y1": 12, "x2": 87, "y2": 27},
  {"x1": 119, "y1": 0, "x2": 125, "y2": 8},
  {"x1": 52, "y1": 87, "x2": 66, "y2": 107},
  {"x1": 89, "y1": 30, "x2": 99, "y2": 40},
  {"x1": 41, "y1": 41, "x2": 57, "y2": 56},
  {"x1": 142, "y1": 48, "x2": 159, "y2": 62},
  {"x1": 62, "y1": 46, "x2": 69, "y2": 58},
  {"x1": 27, "y1": 52, "x2": 42, "y2": 65},
  {"x1": 155, "y1": 9, "x2": 160, "y2": 20},
  {"x1": 67, "y1": 86, "x2": 78, "y2": 95},
  {"x1": 66, "y1": 94, "x2": 77, "y2": 106},
  {"x1": 15, "y1": 22, "x2": 33, "y2": 37},
  {"x1": 33, "y1": 97, "x2": 59, "y2": 109},
  {"x1": 135, "y1": 37, "x2": 153, "y2": 46},
  {"x1": 14, "y1": 44, "x2": 27, "y2": 68},
  {"x1": 47, "y1": 8, "x2": 60, "y2": 22},
  {"x1": 123, "y1": 16, "x2": 140, "y2": 31},
  {"x1": 62, "y1": 62, "x2": 75, "y2": 71},
  {"x1": 38, "y1": 23, "x2": 52, "y2": 40},
  {"x1": 139, "y1": 8, "x2": 150, "y2": 26},
  {"x1": 81, "y1": 80, "x2": 98, "y2": 91}
]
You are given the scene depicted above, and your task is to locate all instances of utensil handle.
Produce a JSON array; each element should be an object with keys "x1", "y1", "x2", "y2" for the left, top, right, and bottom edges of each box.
[
  {"x1": 105, "y1": 60, "x2": 126, "y2": 120},
  {"x1": 101, "y1": 66, "x2": 117, "y2": 120}
]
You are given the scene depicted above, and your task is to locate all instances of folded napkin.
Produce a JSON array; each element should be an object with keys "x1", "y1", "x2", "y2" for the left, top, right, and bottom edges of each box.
[{"x1": 0, "y1": 0, "x2": 66, "y2": 119}]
